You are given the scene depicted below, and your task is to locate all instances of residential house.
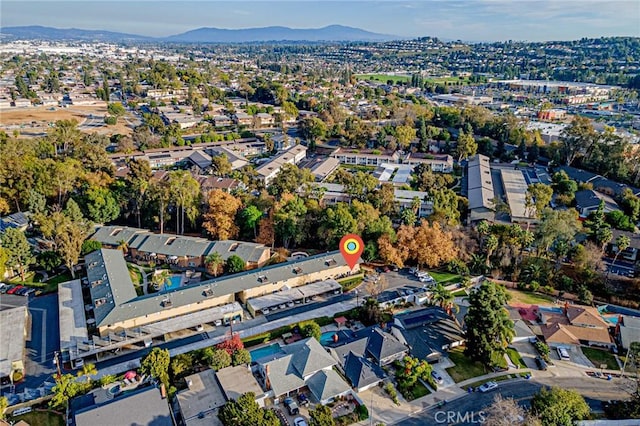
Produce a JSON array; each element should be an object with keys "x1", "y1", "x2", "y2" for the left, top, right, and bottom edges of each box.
[
  {"x1": 540, "y1": 303, "x2": 614, "y2": 349},
  {"x1": 176, "y1": 370, "x2": 227, "y2": 426},
  {"x1": 72, "y1": 385, "x2": 172, "y2": 426},
  {"x1": 615, "y1": 314, "x2": 640, "y2": 351},
  {"x1": 342, "y1": 352, "x2": 385, "y2": 392},
  {"x1": 0, "y1": 211, "x2": 30, "y2": 232},
  {"x1": 216, "y1": 364, "x2": 268, "y2": 407},
  {"x1": 308, "y1": 157, "x2": 341, "y2": 182},
  {"x1": 402, "y1": 153, "x2": 454, "y2": 173},
  {"x1": 233, "y1": 112, "x2": 253, "y2": 127},
  {"x1": 255, "y1": 112, "x2": 274, "y2": 127},
  {"x1": 185, "y1": 151, "x2": 212, "y2": 174},
  {"x1": 391, "y1": 307, "x2": 466, "y2": 363},
  {"x1": 0, "y1": 306, "x2": 28, "y2": 381},
  {"x1": 209, "y1": 146, "x2": 249, "y2": 170},
  {"x1": 574, "y1": 190, "x2": 620, "y2": 219},
  {"x1": 196, "y1": 176, "x2": 244, "y2": 198},
  {"x1": 330, "y1": 148, "x2": 401, "y2": 166},
  {"x1": 213, "y1": 115, "x2": 233, "y2": 127},
  {"x1": 258, "y1": 338, "x2": 351, "y2": 404},
  {"x1": 329, "y1": 326, "x2": 407, "y2": 367}
]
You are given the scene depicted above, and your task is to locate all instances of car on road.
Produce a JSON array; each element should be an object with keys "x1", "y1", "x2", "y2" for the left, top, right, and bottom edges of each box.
[
  {"x1": 535, "y1": 356, "x2": 548, "y2": 370},
  {"x1": 293, "y1": 418, "x2": 308, "y2": 426},
  {"x1": 431, "y1": 370, "x2": 444, "y2": 384},
  {"x1": 284, "y1": 398, "x2": 299, "y2": 415},
  {"x1": 477, "y1": 381, "x2": 498, "y2": 393}
]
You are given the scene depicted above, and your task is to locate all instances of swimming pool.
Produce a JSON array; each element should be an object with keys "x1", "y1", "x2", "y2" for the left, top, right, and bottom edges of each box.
[
  {"x1": 538, "y1": 306, "x2": 563, "y2": 314},
  {"x1": 249, "y1": 343, "x2": 283, "y2": 362},
  {"x1": 319, "y1": 330, "x2": 352, "y2": 346},
  {"x1": 160, "y1": 276, "x2": 182, "y2": 292}
]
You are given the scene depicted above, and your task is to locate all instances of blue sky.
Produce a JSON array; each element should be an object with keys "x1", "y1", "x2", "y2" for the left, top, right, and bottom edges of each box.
[{"x1": 2, "y1": 1, "x2": 638, "y2": 42}]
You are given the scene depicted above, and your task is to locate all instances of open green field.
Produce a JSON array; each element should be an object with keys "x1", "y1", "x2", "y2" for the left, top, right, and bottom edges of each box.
[
  {"x1": 582, "y1": 347, "x2": 619, "y2": 370},
  {"x1": 355, "y1": 74, "x2": 411, "y2": 84},
  {"x1": 506, "y1": 289, "x2": 555, "y2": 305},
  {"x1": 429, "y1": 271, "x2": 461, "y2": 285}
]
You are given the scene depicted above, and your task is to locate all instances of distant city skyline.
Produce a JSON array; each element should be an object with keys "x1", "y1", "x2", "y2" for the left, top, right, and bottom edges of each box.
[{"x1": 2, "y1": 0, "x2": 639, "y2": 42}]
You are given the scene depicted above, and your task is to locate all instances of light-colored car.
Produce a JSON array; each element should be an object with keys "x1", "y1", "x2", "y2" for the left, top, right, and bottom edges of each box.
[
  {"x1": 477, "y1": 381, "x2": 498, "y2": 393},
  {"x1": 431, "y1": 370, "x2": 444, "y2": 384},
  {"x1": 293, "y1": 417, "x2": 308, "y2": 426}
]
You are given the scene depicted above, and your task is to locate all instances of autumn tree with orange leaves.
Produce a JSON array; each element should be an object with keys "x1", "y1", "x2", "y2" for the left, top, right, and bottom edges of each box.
[{"x1": 202, "y1": 189, "x2": 242, "y2": 240}]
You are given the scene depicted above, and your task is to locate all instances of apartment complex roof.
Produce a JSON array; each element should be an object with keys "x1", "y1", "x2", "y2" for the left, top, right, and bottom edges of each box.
[
  {"x1": 500, "y1": 168, "x2": 530, "y2": 221},
  {"x1": 0, "y1": 307, "x2": 27, "y2": 377},
  {"x1": 467, "y1": 154, "x2": 495, "y2": 211}
]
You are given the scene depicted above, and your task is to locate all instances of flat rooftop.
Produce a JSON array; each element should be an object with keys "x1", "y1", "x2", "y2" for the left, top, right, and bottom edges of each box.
[
  {"x1": 216, "y1": 365, "x2": 265, "y2": 401},
  {"x1": 177, "y1": 370, "x2": 226, "y2": 425},
  {"x1": 0, "y1": 306, "x2": 27, "y2": 377},
  {"x1": 59, "y1": 280, "x2": 88, "y2": 355},
  {"x1": 246, "y1": 279, "x2": 341, "y2": 312},
  {"x1": 500, "y1": 168, "x2": 530, "y2": 221}
]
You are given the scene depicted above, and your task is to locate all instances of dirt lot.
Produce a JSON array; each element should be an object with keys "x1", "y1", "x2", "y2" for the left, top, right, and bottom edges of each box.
[{"x1": 0, "y1": 104, "x2": 134, "y2": 137}]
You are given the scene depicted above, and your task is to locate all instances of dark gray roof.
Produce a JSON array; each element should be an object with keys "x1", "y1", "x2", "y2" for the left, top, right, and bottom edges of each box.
[
  {"x1": 129, "y1": 233, "x2": 214, "y2": 258},
  {"x1": 557, "y1": 166, "x2": 640, "y2": 197},
  {"x1": 556, "y1": 165, "x2": 599, "y2": 184},
  {"x1": 329, "y1": 337, "x2": 368, "y2": 363},
  {"x1": 394, "y1": 307, "x2": 465, "y2": 361},
  {"x1": 88, "y1": 250, "x2": 348, "y2": 327},
  {"x1": 343, "y1": 352, "x2": 384, "y2": 390},
  {"x1": 211, "y1": 240, "x2": 268, "y2": 264},
  {"x1": 89, "y1": 226, "x2": 149, "y2": 247},
  {"x1": 74, "y1": 386, "x2": 172, "y2": 426},
  {"x1": 362, "y1": 327, "x2": 407, "y2": 363},
  {"x1": 306, "y1": 369, "x2": 351, "y2": 402},
  {"x1": 0, "y1": 211, "x2": 30, "y2": 232},
  {"x1": 86, "y1": 249, "x2": 138, "y2": 327},
  {"x1": 187, "y1": 150, "x2": 212, "y2": 170},
  {"x1": 574, "y1": 190, "x2": 619, "y2": 211}
]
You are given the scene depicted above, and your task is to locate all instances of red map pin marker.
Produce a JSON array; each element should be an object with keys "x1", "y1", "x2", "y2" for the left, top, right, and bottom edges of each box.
[{"x1": 340, "y1": 234, "x2": 364, "y2": 270}]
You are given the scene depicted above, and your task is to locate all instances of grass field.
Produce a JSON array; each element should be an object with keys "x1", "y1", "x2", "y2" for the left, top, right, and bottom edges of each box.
[
  {"x1": 11, "y1": 411, "x2": 65, "y2": 426},
  {"x1": 506, "y1": 347, "x2": 527, "y2": 369},
  {"x1": 429, "y1": 271, "x2": 461, "y2": 285},
  {"x1": 446, "y1": 347, "x2": 490, "y2": 383},
  {"x1": 355, "y1": 74, "x2": 411, "y2": 84},
  {"x1": 506, "y1": 289, "x2": 555, "y2": 305},
  {"x1": 582, "y1": 347, "x2": 619, "y2": 370}
]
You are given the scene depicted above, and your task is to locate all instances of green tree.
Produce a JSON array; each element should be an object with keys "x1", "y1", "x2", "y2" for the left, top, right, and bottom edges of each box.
[
  {"x1": 218, "y1": 392, "x2": 279, "y2": 426},
  {"x1": 205, "y1": 251, "x2": 224, "y2": 277},
  {"x1": 211, "y1": 154, "x2": 232, "y2": 177},
  {"x1": 309, "y1": 405, "x2": 336, "y2": 426},
  {"x1": 167, "y1": 170, "x2": 201, "y2": 234},
  {"x1": 0, "y1": 396, "x2": 7, "y2": 420},
  {"x1": 560, "y1": 115, "x2": 597, "y2": 166},
  {"x1": 49, "y1": 373, "x2": 84, "y2": 410},
  {"x1": 300, "y1": 320, "x2": 322, "y2": 341},
  {"x1": 465, "y1": 281, "x2": 515, "y2": 366},
  {"x1": 240, "y1": 205, "x2": 263, "y2": 238},
  {"x1": 37, "y1": 250, "x2": 62, "y2": 272},
  {"x1": 525, "y1": 183, "x2": 553, "y2": 220},
  {"x1": 204, "y1": 348, "x2": 232, "y2": 370},
  {"x1": 531, "y1": 387, "x2": 590, "y2": 426},
  {"x1": 268, "y1": 164, "x2": 314, "y2": 197},
  {"x1": 535, "y1": 209, "x2": 581, "y2": 256},
  {"x1": 273, "y1": 194, "x2": 307, "y2": 248},
  {"x1": 395, "y1": 125, "x2": 417, "y2": 150},
  {"x1": 140, "y1": 348, "x2": 171, "y2": 389},
  {"x1": 77, "y1": 362, "x2": 97, "y2": 384},
  {"x1": 125, "y1": 158, "x2": 152, "y2": 228},
  {"x1": 455, "y1": 130, "x2": 478, "y2": 162},
  {"x1": 321, "y1": 203, "x2": 358, "y2": 247},
  {"x1": 226, "y1": 255, "x2": 246, "y2": 274},
  {"x1": 81, "y1": 240, "x2": 102, "y2": 255},
  {"x1": 1, "y1": 228, "x2": 35, "y2": 281},
  {"x1": 584, "y1": 201, "x2": 613, "y2": 251},
  {"x1": 231, "y1": 349, "x2": 252, "y2": 366},
  {"x1": 429, "y1": 283, "x2": 458, "y2": 314},
  {"x1": 85, "y1": 186, "x2": 120, "y2": 224},
  {"x1": 395, "y1": 356, "x2": 433, "y2": 397},
  {"x1": 170, "y1": 353, "x2": 193, "y2": 378},
  {"x1": 344, "y1": 171, "x2": 378, "y2": 202},
  {"x1": 107, "y1": 102, "x2": 126, "y2": 121}
]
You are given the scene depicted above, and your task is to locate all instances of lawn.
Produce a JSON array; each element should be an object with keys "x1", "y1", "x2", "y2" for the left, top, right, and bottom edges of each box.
[
  {"x1": 355, "y1": 73, "x2": 411, "y2": 84},
  {"x1": 582, "y1": 347, "x2": 619, "y2": 370},
  {"x1": 429, "y1": 271, "x2": 461, "y2": 285},
  {"x1": 506, "y1": 289, "x2": 555, "y2": 306},
  {"x1": 506, "y1": 347, "x2": 527, "y2": 369},
  {"x1": 452, "y1": 289, "x2": 467, "y2": 297},
  {"x1": 446, "y1": 347, "x2": 490, "y2": 383},
  {"x1": 12, "y1": 411, "x2": 65, "y2": 426}
]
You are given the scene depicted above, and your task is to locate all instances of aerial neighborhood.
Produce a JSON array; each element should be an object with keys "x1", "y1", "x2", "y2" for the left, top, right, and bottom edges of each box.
[{"x1": 1, "y1": 13, "x2": 640, "y2": 426}]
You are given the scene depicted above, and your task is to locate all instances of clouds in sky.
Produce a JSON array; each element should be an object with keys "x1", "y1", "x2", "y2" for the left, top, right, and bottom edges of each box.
[{"x1": 1, "y1": 0, "x2": 638, "y2": 41}]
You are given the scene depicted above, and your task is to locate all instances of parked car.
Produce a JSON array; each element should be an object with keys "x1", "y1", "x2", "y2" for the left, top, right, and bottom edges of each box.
[
  {"x1": 535, "y1": 356, "x2": 548, "y2": 371},
  {"x1": 16, "y1": 287, "x2": 30, "y2": 296},
  {"x1": 477, "y1": 381, "x2": 498, "y2": 393},
  {"x1": 23, "y1": 288, "x2": 36, "y2": 297},
  {"x1": 293, "y1": 418, "x2": 308, "y2": 426},
  {"x1": 0, "y1": 283, "x2": 8, "y2": 294},
  {"x1": 431, "y1": 370, "x2": 444, "y2": 384},
  {"x1": 389, "y1": 265, "x2": 399, "y2": 272},
  {"x1": 284, "y1": 398, "x2": 299, "y2": 415},
  {"x1": 7, "y1": 285, "x2": 23, "y2": 295},
  {"x1": 297, "y1": 393, "x2": 309, "y2": 407},
  {"x1": 557, "y1": 347, "x2": 571, "y2": 361}
]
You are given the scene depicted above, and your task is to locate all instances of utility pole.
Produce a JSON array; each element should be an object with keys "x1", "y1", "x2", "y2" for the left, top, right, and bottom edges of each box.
[{"x1": 53, "y1": 351, "x2": 62, "y2": 379}]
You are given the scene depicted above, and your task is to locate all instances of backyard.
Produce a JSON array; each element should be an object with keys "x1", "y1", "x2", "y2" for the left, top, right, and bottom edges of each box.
[
  {"x1": 582, "y1": 347, "x2": 619, "y2": 370},
  {"x1": 506, "y1": 289, "x2": 555, "y2": 305},
  {"x1": 11, "y1": 410, "x2": 65, "y2": 426}
]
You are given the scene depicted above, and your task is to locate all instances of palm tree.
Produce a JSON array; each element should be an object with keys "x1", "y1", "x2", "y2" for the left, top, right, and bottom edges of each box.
[
  {"x1": 606, "y1": 234, "x2": 631, "y2": 282},
  {"x1": 205, "y1": 252, "x2": 224, "y2": 277},
  {"x1": 430, "y1": 283, "x2": 458, "y2": 315},
  {"x1": 117, "y1": 239, "x2": 129, "y2": 256},
  {"x1": 151, "y1": 269, "x2": 171, "y2": 291},
  {"x1": 484, "y1": 234, "x2": 499, "y2": 267},
  {"x1": 469, "y1": 253, "x2": 488, "y2": 275},
  {"x1": 77, "y1": 363, "x2": 97, "y2": 384}
]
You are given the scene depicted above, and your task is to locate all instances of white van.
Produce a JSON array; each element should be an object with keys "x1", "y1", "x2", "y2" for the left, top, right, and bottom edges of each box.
[{"x1": 557, "y1": 347, "x2": 571, "y2": 361}]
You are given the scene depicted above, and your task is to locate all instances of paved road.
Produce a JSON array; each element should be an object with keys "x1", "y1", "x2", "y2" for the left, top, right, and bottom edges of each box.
[{"x1": 394, "y1": 376, "x2": 625, "y2": 426}]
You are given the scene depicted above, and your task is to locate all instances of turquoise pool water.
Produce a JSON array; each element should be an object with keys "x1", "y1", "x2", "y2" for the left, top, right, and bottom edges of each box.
[
  {"x1": 250, "y1": 343, "x2": 282, "y2": 362},
  {"x1": 159, "y1": 276, "x2": 181, "y2": 292},
  {"x1": 319, "y1": 330, "x2": 351, "y2": 346}
]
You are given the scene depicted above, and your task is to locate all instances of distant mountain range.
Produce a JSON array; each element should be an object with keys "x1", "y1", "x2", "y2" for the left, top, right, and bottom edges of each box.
[{"x1": 0, "y1": 25, "x2": 395, "y2": 43}]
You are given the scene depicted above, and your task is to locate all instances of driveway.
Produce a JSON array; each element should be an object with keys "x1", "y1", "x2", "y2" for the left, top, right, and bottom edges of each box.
[{"x1": 511, "y1": 341, "x2": 540, "y2": 370}]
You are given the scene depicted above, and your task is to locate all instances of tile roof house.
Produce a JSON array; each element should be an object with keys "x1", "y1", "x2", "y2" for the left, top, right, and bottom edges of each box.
[
  {"x1": 391, "y1": 307, "x2": 466, "y2": 363},
  {"x1": 541, "y1": 304, "x2": 613, "y2": 349},
  {"x1": 258, "y1": 338, "x2": 351, "y2": 403}
]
